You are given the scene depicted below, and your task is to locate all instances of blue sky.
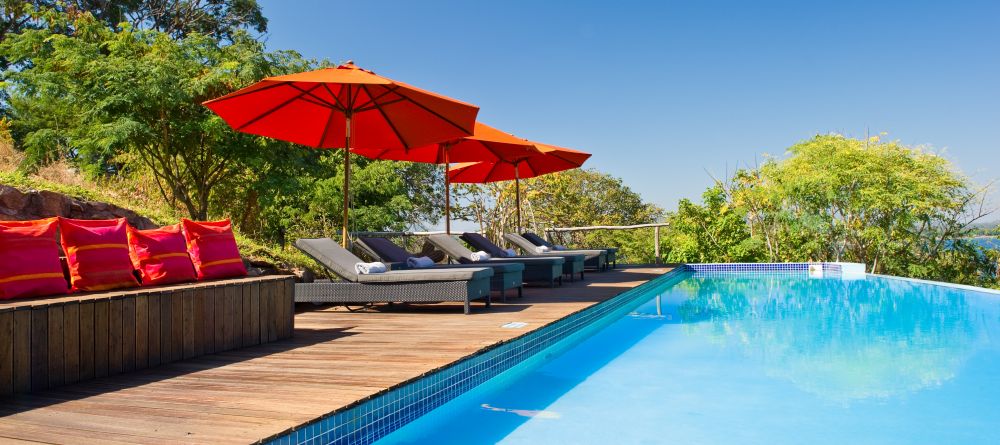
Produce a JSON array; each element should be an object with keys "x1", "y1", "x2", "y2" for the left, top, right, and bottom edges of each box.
[{"x1": 259, "y1": 0, "x2": 999, "y2": 214}]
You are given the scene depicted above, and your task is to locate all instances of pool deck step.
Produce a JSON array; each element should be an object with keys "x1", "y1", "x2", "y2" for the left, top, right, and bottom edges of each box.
[{"x1": 0, "y1": 266, "x2": 671, "y2": 445}]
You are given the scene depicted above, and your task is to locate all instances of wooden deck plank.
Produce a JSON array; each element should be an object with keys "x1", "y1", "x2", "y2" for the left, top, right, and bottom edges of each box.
[
  {"x1": 62, "y1": 302, "x2": 80, "y2": 385},
  {"x1": 146, "y1": 294, "x2": 160, "y2": 368},
  {"x1": 108, "y1": 298, "x2": 123, "y2": 376},
  {"x1": 0, "y1": 311, "x2": 12, "y2": 396},
  {"x1": 182, "y1": 290, "x2": 196, "y2": 359},
  {"x1": 134, "y1": 297, "x2": 148, "y2": 370},
  {"x1": 0, "y1": 267, "x2": 669, "y2": 444},
  {"x1": 122, "y1": 297, "x2": 136, "y2": 373},
  {"x1": 29, "y1": 307, "x2": 47, "y2": 392},
  {"x1": 193, "y1": 288, "x2": 206, "y2": 357},
  {"x1": 169, "y1": 292, "x2": 183, "y2": 363},
  {"x1": 93, "y1": 300, "x2": 108, "y2": 379},
  {"x1": 249, "y1": 283, "x2": 260, "y2": 346},
  {"x1": 159, "y1": 293, "x2": 172, "y2": 365},
  {"x1": 46, "y1": 306, "x2": 64, "y2": 388},
  {"x1": 77, "y1": 303, "x2": 95, "y2": 382},
  {"x1": 12, "y1": 309, "x2": 31, "y2": 393}
]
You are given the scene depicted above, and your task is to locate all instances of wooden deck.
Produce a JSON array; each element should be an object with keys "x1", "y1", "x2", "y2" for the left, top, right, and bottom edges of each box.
[{"x1": 0, "y1": 266, "x2": 671, "y2": 444}]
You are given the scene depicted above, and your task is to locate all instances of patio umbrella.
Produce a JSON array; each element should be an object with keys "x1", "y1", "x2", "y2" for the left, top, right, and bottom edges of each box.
[
  {"x1": 351, "y1": 122, "x2": 542, "y2": 234},
  {"x1": 202, "y1": 62, "x2": 479, "y2": 246},
  {"x1": 448, "y1": 144, "x2": 591, "y2": 231}
]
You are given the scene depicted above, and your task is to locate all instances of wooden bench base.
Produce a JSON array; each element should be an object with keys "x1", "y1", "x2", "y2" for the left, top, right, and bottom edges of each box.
[{"x1": 0, "y1": 275, "x2": 295, "y2": 397}]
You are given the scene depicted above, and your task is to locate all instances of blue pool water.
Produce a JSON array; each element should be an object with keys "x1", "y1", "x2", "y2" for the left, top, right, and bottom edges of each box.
[{"x1": 375, "y1": 271, "x2": 1000, "y2": 444}]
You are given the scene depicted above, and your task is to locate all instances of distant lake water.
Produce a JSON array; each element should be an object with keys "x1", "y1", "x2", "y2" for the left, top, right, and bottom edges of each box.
[{"x1": 968, "y1": 237, "x2": 1000, "y2": 250}]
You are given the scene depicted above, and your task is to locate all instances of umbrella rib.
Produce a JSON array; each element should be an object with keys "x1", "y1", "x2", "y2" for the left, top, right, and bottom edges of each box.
[
  {"x1": 349, "y1": 84, "x2": 363, "y2": 109},
  {"x1": 360, "y1": 84, "x2": 410, "y2": 148},
  {"x1": 316, "y1": 106, "x2": 338, "y2": 148},
  {"x1": 322, "y1": 83, "x2": 348, "y2": 111},
  {"x1": 351, "y1": 86, "x2": 401, "y2": 111},
  {"x1": 236, "y1": 83, "x2": 324, "y2": 131},
  {"x1": 354, "y1": 97, "x2": 406, "y2": 113},
  {"x1": 386, "y1": 86, "x2": 475, "y2": 135},
  {"x1": 287, "y1": 83, "x2": 341, "y2": 110},
  {"x1": 524, "y1": 160, "x2": 538, "y2": 178},
  {"x1": 484, "y1": 160, "x2": 503, "y2": 183}
]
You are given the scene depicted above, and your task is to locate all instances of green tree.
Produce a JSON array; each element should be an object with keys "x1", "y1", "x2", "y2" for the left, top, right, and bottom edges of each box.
[
  {"x1": 664, "y1": 134, "x2": 998, "y2": 287},
  {"x1": 663, "y1": 185, "x2": 764, "y2": 263},
  {"x1": 1, "y1": 11, "x2": 288, "y2": 218},
  {"x1": 453, "y1": 168, "x2": 663, "y2": 263},
  {"x1": 0, "y1": 1, "x2": 266, "y2": 43}
]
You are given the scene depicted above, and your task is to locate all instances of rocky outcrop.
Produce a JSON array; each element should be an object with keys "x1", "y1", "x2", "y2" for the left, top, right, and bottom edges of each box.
[{"x1": 0, "y1": 184, "x2": 156, "y2": 229}]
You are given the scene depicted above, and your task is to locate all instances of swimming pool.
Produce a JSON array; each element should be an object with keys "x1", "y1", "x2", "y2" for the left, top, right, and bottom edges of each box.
[{"x1": 373, "y1": 267, "x2": 1000, "y2": 444}]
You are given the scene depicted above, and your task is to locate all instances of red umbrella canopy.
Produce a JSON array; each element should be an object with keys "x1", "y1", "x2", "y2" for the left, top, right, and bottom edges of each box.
[
  {"x1": 350, "y1": 122, "x2": 542, "y2": 164},
  {"x1": 202, "y1": 62, "x2": 479, "y2": 150},
  {"x1": 448, "y1": 144, "x2": 592, "y2": 183}
]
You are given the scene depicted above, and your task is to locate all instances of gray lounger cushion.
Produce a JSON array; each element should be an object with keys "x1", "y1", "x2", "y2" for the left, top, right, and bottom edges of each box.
[
  {"x1": 521, "y1": 232, "x2": 553, "y2": 248},
  {"x1": 357, "y1": 236, "x2": 413, "y2": 263},
  {"x1": 505, "y1": 233, "x2": 606, "y2": 260},
  {"x1": 461, "y1": 232, "x2": 509, "y2": 258},
  {"x1": 296, "y1": 237, "x2": 361, "y2": 282},
  {"x1": 426, "y1": 233, "x2": 479, "y2": 262},
  {"x1": 426, "y1": 234, "x2": 563, "y2": 266},
  {"x1": 356, "y1": 267, "x2": 492, "y2": 283},
  {"x1": 295, "y1": 238, "x2": 492, "y2": 283}
]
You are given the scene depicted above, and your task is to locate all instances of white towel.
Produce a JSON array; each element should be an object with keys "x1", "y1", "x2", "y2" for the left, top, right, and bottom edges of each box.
[
  {"x1": 406, "y1": 256, "x2": 435, "y2": 268},
  {"x1": 553, "y1": 245, "x2": 567, "y2": 251},
  {"x1": 355, "y1": 262, "x2": 387, "y2": 274},
  {"x1": 503, "y1": 248, "x2": 516, "y2": 257},
  {"x1": 470, "y1": 251, "x2": 492, "y2": 262},
  {"x1": 534, "y1": 245, "x2": 551, "y2": 253}
]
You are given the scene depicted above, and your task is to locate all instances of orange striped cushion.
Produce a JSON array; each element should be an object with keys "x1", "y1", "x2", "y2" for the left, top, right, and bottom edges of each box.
[
  {"x1": 58, "y1": 218, "x2": 139, "y2": 292},
  {"x1": 0, "y1": 218, "x2": 69, "y2": 299},
  {"x1": 127, "y1": 224, "x2": 197, "y2": 286},
  {"x1": 181, "y1": 219, "x2": 247, "y2": 280}
]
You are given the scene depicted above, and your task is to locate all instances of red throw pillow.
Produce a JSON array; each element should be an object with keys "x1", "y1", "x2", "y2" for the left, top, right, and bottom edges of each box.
[
  {"x1": 181, "y1": 218, "x2": 247, "y2": 280},
  {"x1": 0, "y1": 218, "x2": 69, "y2": 299},
  {"x1": 127, "y1": 223, "x2": 197, "y2": 286},
  {"x1": 59, "y1": 218, "x2": 140, "y2": 292}
]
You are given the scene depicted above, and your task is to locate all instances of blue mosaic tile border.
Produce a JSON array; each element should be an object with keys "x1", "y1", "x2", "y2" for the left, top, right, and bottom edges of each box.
[
  {"x1": 682, "y1": 262, "x2": 848, "y2": 275},
  {"x1": 261, "y1": 268, "x2": 689, "y2": 445}
]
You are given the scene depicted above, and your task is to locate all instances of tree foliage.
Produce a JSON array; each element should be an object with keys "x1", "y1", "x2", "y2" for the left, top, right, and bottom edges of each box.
[
  {"x1": 453, "y1": 168, "x2": 663, "y2": 262},
  {"x1": 663, "y1": 134, "x2": 999, "y2": 287},
  {"x1": 0, "y1": 7, "x2": 443, "y2": 249},
  {"x1": 0, "y1": 0, "x2": 265, "y2": 43},
  {"x1": 2, "y1": 11, "x2": 284, "y2": 218}
]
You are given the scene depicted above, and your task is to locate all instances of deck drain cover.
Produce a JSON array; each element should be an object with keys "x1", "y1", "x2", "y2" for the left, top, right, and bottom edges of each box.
[{"x1": 501, "y1": 322, "x2": 528, "y2": 329}]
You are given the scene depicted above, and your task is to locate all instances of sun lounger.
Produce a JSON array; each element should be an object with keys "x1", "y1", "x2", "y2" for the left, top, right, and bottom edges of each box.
[
  {"x1": 294, "y1": 237, "x2": 493, "y2": 314},
  {"x1": 425, "y1": 234, "x2": 564, "y2": 287},
  {"x1": 459, "y1": 232, "x2": 587, "y2": 281},
  {"x1": 356, "y1": 236, "x2": 525, "y2": 300},
  {"x1": 505, "y1": 233, "x2": 608, "y2": 271},
  {"x1": 522, "y1": 231, "x2": 618, "y2": 269}
]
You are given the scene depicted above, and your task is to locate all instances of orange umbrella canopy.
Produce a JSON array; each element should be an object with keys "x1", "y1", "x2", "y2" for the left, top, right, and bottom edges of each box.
[
  {"x1": 203, "y1": 62, "x2": 479, "y2": 246},
  {"x1": 351, "y1": 122, "x2": 543, "y2": 234},
  {"x1": 448, "y1": 144, "x2": 591, "y2": 183},
  {"x1": 448, "y1": 144, "x2": 590, "y2": 231},
  {"x1": 203, "y1": 62, "x2": 479, "y2": 150},
  {"x1": 351, "y1": 122, "x2": 541, "y2": 164}
]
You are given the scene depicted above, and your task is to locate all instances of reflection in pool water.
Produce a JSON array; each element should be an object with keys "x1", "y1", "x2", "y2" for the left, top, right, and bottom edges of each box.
[
  {"x1": 667, "y1": 274, "x2": 985, "y2": 401},
  {"x1": 377, "y1": 272, "x2": 1000, "y2": 445}
]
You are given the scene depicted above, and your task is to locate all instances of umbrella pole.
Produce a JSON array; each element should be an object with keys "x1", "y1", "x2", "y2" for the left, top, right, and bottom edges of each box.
[
  {"x1": 342, "y1": 114, "x2": 352, "y2": 247},
  {"x1": 515, "y1": 164, "x2": 521, "y2": 233},
  {"x1": 444, "y1": 149, "x2": 451, "y2": 235}
]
